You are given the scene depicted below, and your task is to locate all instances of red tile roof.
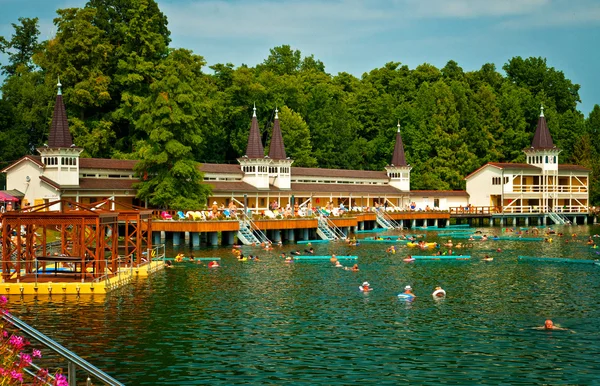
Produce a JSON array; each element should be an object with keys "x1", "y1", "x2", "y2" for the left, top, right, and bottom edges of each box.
[{"x1": 39, "y1": 175, "x2": 61, "y2": 189}]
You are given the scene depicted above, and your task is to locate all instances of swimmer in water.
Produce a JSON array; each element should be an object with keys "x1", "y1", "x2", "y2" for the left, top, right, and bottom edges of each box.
[{"x1": 532, "y1": 319, "x2": 571, "y2": 331}]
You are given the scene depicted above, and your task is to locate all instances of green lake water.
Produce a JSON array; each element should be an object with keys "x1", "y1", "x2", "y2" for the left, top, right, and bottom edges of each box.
[{"x1": 7, "y1": 224, "x2": 600, "y2": 385}]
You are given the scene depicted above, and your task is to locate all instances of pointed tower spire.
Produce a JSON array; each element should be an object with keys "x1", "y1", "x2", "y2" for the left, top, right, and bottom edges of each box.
[
  {"x1": 268, "y1": 107, "x2": 286, "y2": 159},
  {"x1": 529, "y1": 105, "x2": 556, "y2": 150},
  {"x1": 48, "y1": 78, "x2": 73, "y2": 148},
  {"x1": 245, "y1": 104, "x2": 265, "y2": 158},
  {"x1": 390, "y1": 121, "x2": 407, "y2": 166}
]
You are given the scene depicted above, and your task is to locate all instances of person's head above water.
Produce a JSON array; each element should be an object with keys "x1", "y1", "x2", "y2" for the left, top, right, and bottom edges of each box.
[{"x1": 545, "y1": 319, "x2": 554, "y2": 329}]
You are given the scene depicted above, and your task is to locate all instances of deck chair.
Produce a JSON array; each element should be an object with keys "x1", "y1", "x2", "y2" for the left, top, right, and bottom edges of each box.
[
  {"x1": 177, "y1": 211, "x2": 186, "y2": 220},
  {"x1": 161, "y1": 211, "x2": 173, "y2": 220}
]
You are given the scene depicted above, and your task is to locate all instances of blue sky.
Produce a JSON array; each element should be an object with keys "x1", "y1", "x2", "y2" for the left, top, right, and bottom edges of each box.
[{"x1": 1, "y1": 0, "x2": 599, "y2": 114}]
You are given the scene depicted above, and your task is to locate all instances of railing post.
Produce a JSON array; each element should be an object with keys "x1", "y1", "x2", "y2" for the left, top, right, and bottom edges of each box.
[{"x1": 68, "y1": 360, "x2": 76, "y2": 385}]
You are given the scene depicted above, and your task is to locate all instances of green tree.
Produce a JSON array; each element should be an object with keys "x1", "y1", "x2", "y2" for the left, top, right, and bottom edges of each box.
[
  {"x1": 132, "y1": 49, "x2": 213, "y2": 209},
  {"x1": 0, "y1": 17, "x2": 41, "y2": 75},
  {"x1": 275, "y1": 106, "x2": 317, "y2": 167}
]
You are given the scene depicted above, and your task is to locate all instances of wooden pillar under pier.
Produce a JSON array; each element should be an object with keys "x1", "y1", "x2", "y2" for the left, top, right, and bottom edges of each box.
[{"x1": 173, "y1": 232, "x2": 181, "y2": 246}]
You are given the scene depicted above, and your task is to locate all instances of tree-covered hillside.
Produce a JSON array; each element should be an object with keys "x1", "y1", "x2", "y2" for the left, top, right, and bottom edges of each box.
[{"x1": 1, "y1": 0, "x2": 599, "y2": 208}]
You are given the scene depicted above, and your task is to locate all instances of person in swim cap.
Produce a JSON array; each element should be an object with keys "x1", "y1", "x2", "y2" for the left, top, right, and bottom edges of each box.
[
  {"x1": 403, "y1": 285, "x2": 415, "y2": 296},
  {"x1": 360, "y1": 281, "x2": 372, "y2": 291},
  {"x1": 533, "y1": 319, "x2": 569, "y2": 331},
  {"x1": 432, "y1": 286, "x2": 446, "y2": 297}
]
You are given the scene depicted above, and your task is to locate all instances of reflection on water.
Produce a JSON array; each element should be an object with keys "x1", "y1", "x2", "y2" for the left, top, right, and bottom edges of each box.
[{"x1": 6, "y1": 224, "x2": 600, "y2": 385}]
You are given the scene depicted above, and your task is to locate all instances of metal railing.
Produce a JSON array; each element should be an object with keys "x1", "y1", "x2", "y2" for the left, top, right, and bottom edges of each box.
[{"x1": 1, "y1": 311, "x2": 123, "y2": 385}]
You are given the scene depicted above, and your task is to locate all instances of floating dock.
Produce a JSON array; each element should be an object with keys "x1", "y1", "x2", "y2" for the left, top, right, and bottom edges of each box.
[
  {"x1": 296, "y1": 239, "x2": 330, "y2": 244},
  {"x1": 294, "y1": 255, "x2": 358, "y2": 260},
  {"x1": 410, "y1": 255, "x2": 471, "y2": 260},
  {"x1": 354, "y1": 228, "x2": 388, "y2": 233},
  {"x1": 518, "y1": 256, "x2": 598, "y2": 264}
]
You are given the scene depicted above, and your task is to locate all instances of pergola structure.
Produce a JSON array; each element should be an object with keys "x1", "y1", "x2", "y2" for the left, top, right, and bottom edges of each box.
[
  {"x1": 1, "y1": 200, "x2": 119, "y2": 282},
  {"x1": 84, "y1": 198, "x2": 153, "y2": 266}
]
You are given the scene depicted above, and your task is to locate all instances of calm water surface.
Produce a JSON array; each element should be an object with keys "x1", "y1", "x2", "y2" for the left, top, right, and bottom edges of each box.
[{"x1": 7, "y1": 224, "x2": 600, "y2": 385}]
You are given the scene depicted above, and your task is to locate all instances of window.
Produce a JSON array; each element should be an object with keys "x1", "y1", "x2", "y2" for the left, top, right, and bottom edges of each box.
[{"x1": 492, "y1": 177, "x2": 501, "y2": 185}]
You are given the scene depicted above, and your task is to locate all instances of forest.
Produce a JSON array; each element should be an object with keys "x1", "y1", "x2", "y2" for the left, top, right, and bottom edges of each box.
[{"x1": 1, "y1": 0, "x2": 599, "y2": 209}]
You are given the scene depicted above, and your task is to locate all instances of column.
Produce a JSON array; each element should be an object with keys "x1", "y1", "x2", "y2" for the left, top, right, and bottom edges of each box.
[
  {"x1": 359, "y1": 221, "x2": 365, "y2": 231},
  {"x1": 160, "y1": 231, "x2": 166, "y2": 242},
  {"x1": 173, "y1": 232, "x2": 181, "y2": 246},
  {"x1": 191, "y1": 232, "x2": 200, "y2": 247},
  {"x1": 445, "y1": 219, "x2": 450, "y2": 227},
  {"x1": 303, "y1": 228, "x2": 309, "y2": 240},
  {"x1": 538, "y1": 216, "x2": 542, "y2": 226},
  {"x1": 513, "y1": 217, "x2": 517, "y2": 227},
  {"x1": 411, "y1": 219, "x2": 416, "y2": 229},
  {"x1": 273, "y1": 230, "x2": 282, "y2": 243},
  {"x1": 525, "y1": 217, "x2": 529, "y2": 226},
  {"x1": 434, "y1": 219, "x2": 438, "y2": 227},
  {"x1": 208, "y1": 232, "x2": 219, "y2": 246},
  {"x1": 572, "y1": 216, "x2": 577, "y2": 225},
  {"x1": 222, "y1": 231, "x2": 235, "y2": 245},
  {"x1": 288, "y1": 229, "x2": 295, "y2": 242},
  {"x1": 153, "y1": 231, "x2": 161, "y2": 246}
]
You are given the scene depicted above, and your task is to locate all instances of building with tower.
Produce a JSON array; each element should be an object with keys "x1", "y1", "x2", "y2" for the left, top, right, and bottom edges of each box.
[{"x1": 465, "y1": 106, "x2": 590, "y2": 215}]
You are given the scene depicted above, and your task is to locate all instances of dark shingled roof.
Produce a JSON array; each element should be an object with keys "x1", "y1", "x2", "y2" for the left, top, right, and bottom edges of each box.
[
  {"x1": 78, "y1": 178, "x2": 137, "y2": 190},
  {"x1": 411, "y1": 190, "x2": 469, "y2": 197},
  {"x1": 245, "y1": 114, "x2": 265, "y2": 158},
  {"x1": 79, "y1": 158, "x2": 138, "y2": 170},
  {"x1": 48, "y1": 94, "x2": 73, "y2": 148},
  {"x1": 268, "y1": 115, "x2": 286, "y2": 159},
  {"x1": 291, "y1": 167, "x2": 389, "y2": 179},
  {"x1": 199, "y1": 163, "x2": 243, "y2": 174},
  {"x1": 529, "y1": 112, "x2": 557, "y2": 150},
  {"x1": 208, "y1": 181, "x2": 277, "y2": 192},
  {"x1": 390, "y1": 125, "x2": 407, "y2": 166},
  {"x1": 290, "y1": 183, "x2": 404, "y2": 195}
]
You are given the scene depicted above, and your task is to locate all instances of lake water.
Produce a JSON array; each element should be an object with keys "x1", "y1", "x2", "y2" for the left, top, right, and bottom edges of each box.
[{"x1": 7, "y1": 224, "x2": 600, "y2": 385}]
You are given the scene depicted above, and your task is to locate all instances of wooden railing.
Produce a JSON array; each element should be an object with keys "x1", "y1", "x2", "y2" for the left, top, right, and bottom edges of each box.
[{"x1": 511, "y1": 185, "x2": 587, "y2": 193}]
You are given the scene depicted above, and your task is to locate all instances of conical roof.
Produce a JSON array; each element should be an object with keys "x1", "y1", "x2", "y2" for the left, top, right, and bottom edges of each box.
[
  {"x1": 529, "y1": 106, "x2": 557, "y2": 150},
  {"x1": 245, "y1": 105, "x2": 265, "y2": 158},
  {"x1": 268, "y1": 108, "x2": 286, "y2": 159},
  {"x1": 48, "y1": 80, "x2": 73, "y2": 148},
  {"x1": 390, "y1": 122, "x2": 407, "y2": 166}
]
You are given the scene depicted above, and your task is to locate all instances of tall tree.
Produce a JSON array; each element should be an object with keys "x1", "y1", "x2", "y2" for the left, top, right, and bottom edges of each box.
[
  {"x1": 275, "y1": 106, "x2": 317, "y2": 167},
  {"x1": 0, "y1": 17, "x2": 41, "y2": 75},
  {"x1": 132, "y1": 49, "x2": 213, "y2": 209}
]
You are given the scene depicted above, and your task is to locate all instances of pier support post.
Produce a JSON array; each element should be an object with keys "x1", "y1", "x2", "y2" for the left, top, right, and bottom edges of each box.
[
  {"x1": 411, "y1": 219, "x2": 416, "y2": 229},
  {"x1": 173, "y1": 232, "x2": 181, "y2": 246},
  {"x1": 191, "y1": 232, "x2": 200, "y2": 247},
  {"x1": 434, "y1": 219, "x2": 438, "y2": 227},
  {"x1": 288, "y1": 229, "x2": 295, "y2": 242},
  {"x1": 222, "y1": 231, "x2": 235, "y2": 245},
  {"x1": 525, "y1": 217, "x2": 529, "y2": 226},
  {"x1": 513, "y1": 217, "x2": 517, "y2": 227},
  {"x1": 153, "y1": 231, "x2": 161, "y2": 246},
  {"x1": 160, "y1": 231, "x2": 166, "y2": 241},
  {"x1": 303, "y1": 228, "x2": 309, "y2": 240},
  {"x1": 399, "y1": 220, "x2": 404, "y2": 229},
  {"x1": 185, "y1": 232, "x2": 190, "y2": 242},
  {"x1": 543, "y1": 216, "x2": 547, "y2": 225},
  {"x1": 572, "y1": 216, "x2": 577, "y2": 225},
  {"x1": 273, "y1": 230, "x2": 282, "y2": 243},
  {"x1": 208, "y1": 232, "x2": 218, "y2": 246},
  {"x1": 584, "y1": 216, "x2": 588, "y2": 225},
  {"x1": 359, "y1": 221, "x2": 365, "y2": 231},
  {"x1": 538, "y1": 216, "x2": 542, "y2": 226}
]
